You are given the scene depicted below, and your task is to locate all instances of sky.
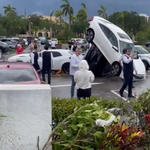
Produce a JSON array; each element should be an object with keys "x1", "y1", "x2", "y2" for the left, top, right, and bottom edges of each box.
[{"x1": 0, "y1": 0, "x2": 150, "y2": 18}]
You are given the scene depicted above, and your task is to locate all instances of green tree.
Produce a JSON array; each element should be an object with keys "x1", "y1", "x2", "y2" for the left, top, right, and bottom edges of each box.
[
  {"x1": 3, "y1": 5, "x2": 16, "y2": 16},
  {"x1": 98, "y1": 6, "x2": 107, "y2": 19},
  {"x1": 76, "y1": 3, "x2": 87, "y2": 22},
  {"x1": 55, "y1": 11, "x2": 63, "y2": 24},
  {"x1": 61, "y1": 0, "x2": 74, "y2": 29}
]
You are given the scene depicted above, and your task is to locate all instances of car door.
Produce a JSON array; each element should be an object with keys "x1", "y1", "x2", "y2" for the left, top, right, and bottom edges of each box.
[{"x1": 51, "y1": 51, "x2": 63, "y2": 70}]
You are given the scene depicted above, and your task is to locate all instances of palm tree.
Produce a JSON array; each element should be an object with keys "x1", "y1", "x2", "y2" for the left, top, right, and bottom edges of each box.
[
  {"x1": 61, "y1": 0, "x2": 73, "y2": 29},
  {"x1": 81, "y1": 3, "x2": 86, "y2": 9},
  {"x1": 55, "y1": 11, "x2": 63, "y2": 24},
  {"x1": 3, "y1": 5, "x2": 16, "y2": 16},
  {"x1": 98, "y1": 6, "x2": 107, "y2": 19}
]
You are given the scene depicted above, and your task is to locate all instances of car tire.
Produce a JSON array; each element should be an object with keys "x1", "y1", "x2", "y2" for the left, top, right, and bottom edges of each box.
[
  {"x1": 143, "y1": 60, "x2": 149, "y2": 70},
  {"x1": 111, "y1": 62, "x2": 122, "y2": 76},
  {"x1": 62, "y1": 63, "x2": 70, "y2": 74},
  {"x1": 86, "y1": 29, "x2": 94, "y2": 43}
]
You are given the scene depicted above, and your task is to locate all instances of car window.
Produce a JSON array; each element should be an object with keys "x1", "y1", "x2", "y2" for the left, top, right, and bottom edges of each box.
[
  {"x1": 135, "y1": 47, "x2": 149, "y2": 54},
  {"x1": 52, "y1": 52, "x2": 62, "y2": 57},
  {"x1": 99, "y1": 23, "x2": 118, "y2": 48},
  {"x1": 0, "y1": 69, "x2": 36, "y2": 84}
]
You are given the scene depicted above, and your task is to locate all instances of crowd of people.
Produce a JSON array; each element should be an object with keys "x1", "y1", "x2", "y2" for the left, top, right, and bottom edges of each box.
[{"x1": 16, "y1": 38, "x2": 136, "y2": 100}]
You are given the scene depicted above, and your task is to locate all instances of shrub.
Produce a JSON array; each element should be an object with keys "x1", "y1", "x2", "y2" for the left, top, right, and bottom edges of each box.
[
  {"x1": 52, "y1": 98, "x2": 120, "y2": 128},
  {"x1": 43, "y1": 91, "x2": 150, "y2": 150}
]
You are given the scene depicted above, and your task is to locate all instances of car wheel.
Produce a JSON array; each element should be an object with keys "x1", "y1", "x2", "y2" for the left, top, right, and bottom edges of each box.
[
  {"x1": 17, "y1": 60, "x2": 23, "y2": 62},
  {"x1": 111, "y1": 62, "x2": 122, "y2": 76},
  {"x1": 143, "y1": 60, "x2": 149, "y2": 70},
  {"x1": 62, "y1": 63, "x2": 70, "y2": 74},
  {"x1": 86, "y1": 29, "x2": 94, "y2": 43}
]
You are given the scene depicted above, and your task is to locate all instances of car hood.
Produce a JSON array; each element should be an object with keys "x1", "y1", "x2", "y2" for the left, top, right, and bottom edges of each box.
[
  {"x1": 9, "y1": 54, "x2": 30, "y2": 59},
  {"x1": 138, "y1": 54, "x2": 150, "y2": 57}
]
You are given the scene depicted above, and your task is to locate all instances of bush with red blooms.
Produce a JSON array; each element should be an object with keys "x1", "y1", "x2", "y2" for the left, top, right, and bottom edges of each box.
[
  {"x1": 100, "y1": 124, "x2": 145, "y2": 150},
  {"x1": 145, "y1": 114, "x2": 150, "y2": 133}
]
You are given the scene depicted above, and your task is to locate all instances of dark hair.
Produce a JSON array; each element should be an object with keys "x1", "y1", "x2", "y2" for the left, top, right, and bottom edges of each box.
[
  {"x1": 34, "y1": 45, "x2": 37, "y2": 50},
  {"x1": 123, "y1": 48, "x2": 128, "y2": 54},
  {"x1": 44, "y1": 44, "x2": 49, "y2": 50}
]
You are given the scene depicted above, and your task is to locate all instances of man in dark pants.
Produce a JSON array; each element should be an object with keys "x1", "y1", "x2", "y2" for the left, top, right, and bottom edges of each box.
[
  {"x1": 119, "y1": 48, "x2": 136, "y2": 98},
  {"x1": 42, "y1": 44, "x2": 53, "y2": 85}
]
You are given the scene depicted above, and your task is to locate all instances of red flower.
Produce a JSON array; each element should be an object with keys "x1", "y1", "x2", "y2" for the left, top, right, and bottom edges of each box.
[{"x1": 145, "y1": 115, "x2": 150, "y2": 123}]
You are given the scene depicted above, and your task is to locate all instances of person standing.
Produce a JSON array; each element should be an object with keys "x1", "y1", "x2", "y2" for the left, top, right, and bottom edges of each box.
[
  {"x1": 51, "y1": 40, "x2": 56, "y2": 49},
  {"x1": 30, "y1": 45, "x2": 40, "y2": 72},
  {"x1": 119, "y1": 48, "x2": 136, "y2": 98},
  {"x1": 74, "y1": 60, "x2": 95, "y2": 99},
  {"x1": 30, "y1": 40, "x2": 34, "y2": 52},
  {"x1": 42, "y1": 44, "x2": 53, "y2": 84},
  {"x1": 17, "y1": 44, "x2": 24, "y2": 55},
  {"x1": 70, "y1": 48, "x2": 82, "y2": 98}
]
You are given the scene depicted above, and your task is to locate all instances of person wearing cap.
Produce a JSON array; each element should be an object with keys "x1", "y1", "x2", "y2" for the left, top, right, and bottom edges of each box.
[{"x1": 119, "y1": 48, "x2": 137, "y2": 98}]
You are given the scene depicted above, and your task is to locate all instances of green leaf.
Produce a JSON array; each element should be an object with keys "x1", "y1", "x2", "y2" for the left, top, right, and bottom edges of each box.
[
  {"x1": 94, "y1": 131, "x2": 103, "y2": 139},
  {"x1": 77, "y1": 124, "x2": 83, "y2": 128}
]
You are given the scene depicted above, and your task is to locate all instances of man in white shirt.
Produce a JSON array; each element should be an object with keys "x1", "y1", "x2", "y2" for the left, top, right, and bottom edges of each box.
[
  {"x1": 51, "y1": 40, "x2": 56, "y2": 49},
  {"x1": 119, "y1": 48, "x2": 136, "y2": 98},
  {"x1": 70, "y1": 48, "x2": 82, "y2": 98}
]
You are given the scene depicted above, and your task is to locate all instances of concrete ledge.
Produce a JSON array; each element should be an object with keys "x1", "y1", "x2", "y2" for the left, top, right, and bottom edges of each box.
[{"x1": 0, "y1": 85, "x2": 51, "y2": 150}]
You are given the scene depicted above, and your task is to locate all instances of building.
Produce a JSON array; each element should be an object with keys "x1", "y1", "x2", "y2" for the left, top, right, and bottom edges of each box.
[
  {"x1": 18, "y1": 16, "x2": 65, "y2": 38},
  {"x1": 139, "y1": 14, "x2": 150, "y2": 23}
]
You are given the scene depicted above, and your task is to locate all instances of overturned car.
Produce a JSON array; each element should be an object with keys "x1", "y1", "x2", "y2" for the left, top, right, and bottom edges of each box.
[{"x1": 85, "y1": 16, "x2": 146, "y2": 79}]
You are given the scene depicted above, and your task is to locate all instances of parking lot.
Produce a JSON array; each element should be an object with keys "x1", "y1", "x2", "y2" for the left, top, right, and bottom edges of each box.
[
  {"x1": 50, "y1": 71, "x2": 150, "y2": 101},
  {"x1": 4, "y1": 44, "x2": 150, "y2": 102}
]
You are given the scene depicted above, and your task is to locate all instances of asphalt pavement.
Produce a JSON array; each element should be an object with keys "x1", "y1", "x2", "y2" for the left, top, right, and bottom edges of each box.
[{"x1": 3, "y1": 44, "x2": 150, "y2": 102}]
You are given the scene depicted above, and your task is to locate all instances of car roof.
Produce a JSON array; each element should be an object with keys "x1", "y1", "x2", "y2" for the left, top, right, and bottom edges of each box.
[{"x1": 0, "y1": 62, "x2": 33, "y2": 69}]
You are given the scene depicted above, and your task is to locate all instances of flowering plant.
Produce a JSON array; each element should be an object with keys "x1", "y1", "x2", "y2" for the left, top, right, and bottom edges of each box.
[{"x1": 100, "y1": 124, "x2": 145, "y2": 150}]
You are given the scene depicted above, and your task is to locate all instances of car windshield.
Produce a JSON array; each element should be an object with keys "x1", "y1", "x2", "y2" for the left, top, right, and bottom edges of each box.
[
  {"x1": 0, "y1": 69, "x2": 37, "y2": 84},
  {"x1": 120, "y1": 41, "x2": 134, "y2": 54},
  {"x1": 135, "y1": 46, "x2": 149, "y2": 54}
]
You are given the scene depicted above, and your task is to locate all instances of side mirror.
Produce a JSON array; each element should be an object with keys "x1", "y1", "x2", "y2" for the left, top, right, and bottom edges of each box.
[{"x1": 112, "y1": 46, "x2": 119, "y2": 52}]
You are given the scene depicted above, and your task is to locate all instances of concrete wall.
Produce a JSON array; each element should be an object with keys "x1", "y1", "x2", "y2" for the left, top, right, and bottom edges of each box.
[{"x1": 0, "y1": 85, "x2": 51, "y2": 150}]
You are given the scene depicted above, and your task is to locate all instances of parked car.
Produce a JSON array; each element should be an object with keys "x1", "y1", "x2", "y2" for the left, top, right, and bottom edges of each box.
[
  {"x1": 5, "y1": 41, "x2": 17, "y2": 49},
  {"x1": 0, "y1": 62, "x2": 41, "y2": 84},
  {"x1": 51, "y1": 38, "x2": 58, "y2": 45},
  {"x1": 86, "y1": 16, "x2": 146, "y2": 79},
  {"x1": 0, "y1": 41, "x2": 10, "y2": 54},
  {"x1": 8, "y1": 49, "x2": 72, "y2": 73},
  {"x1": 39, "y1": 37, "x2": 47, "y2": 45},
  {"x1": 134, "y1": 45, "x2": 150, "y2": 70},
  {"x1": 145, "y1": 42, "x2": 150, "y2": 47}
]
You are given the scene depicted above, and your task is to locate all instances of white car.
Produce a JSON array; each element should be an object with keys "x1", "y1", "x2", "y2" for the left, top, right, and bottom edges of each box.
[
  {"x1": 51, "y1": 38, "x2": 58, "y2": 45},
  {"x1": 86, "y1": 16, "x2": 146, "y2": 79},
  {"x1": 135, "y1": 45, "x2": 150, "y2": 70},
  {"x1": 8, "y1": 49, "x2": 72, "y2": 73}
]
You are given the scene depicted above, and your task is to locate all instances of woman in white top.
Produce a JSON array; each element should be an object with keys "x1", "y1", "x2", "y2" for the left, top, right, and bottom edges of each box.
[{"x1": 74, "y1": 60, "x2": 95, "y2": 99}]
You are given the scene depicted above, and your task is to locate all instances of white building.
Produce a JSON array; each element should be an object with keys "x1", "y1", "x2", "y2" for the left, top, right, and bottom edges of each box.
[{"x1": 139, "y1": 14, "x2": 150, "y2": 22}]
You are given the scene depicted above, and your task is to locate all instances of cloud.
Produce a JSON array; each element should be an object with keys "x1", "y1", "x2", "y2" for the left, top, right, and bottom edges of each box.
[
  {"x1": 32, "y1": 11, "x2": 44, "y2": 15},
  {"x1": 0, "y1": 0, "x2": 150, "y2": 17}
]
